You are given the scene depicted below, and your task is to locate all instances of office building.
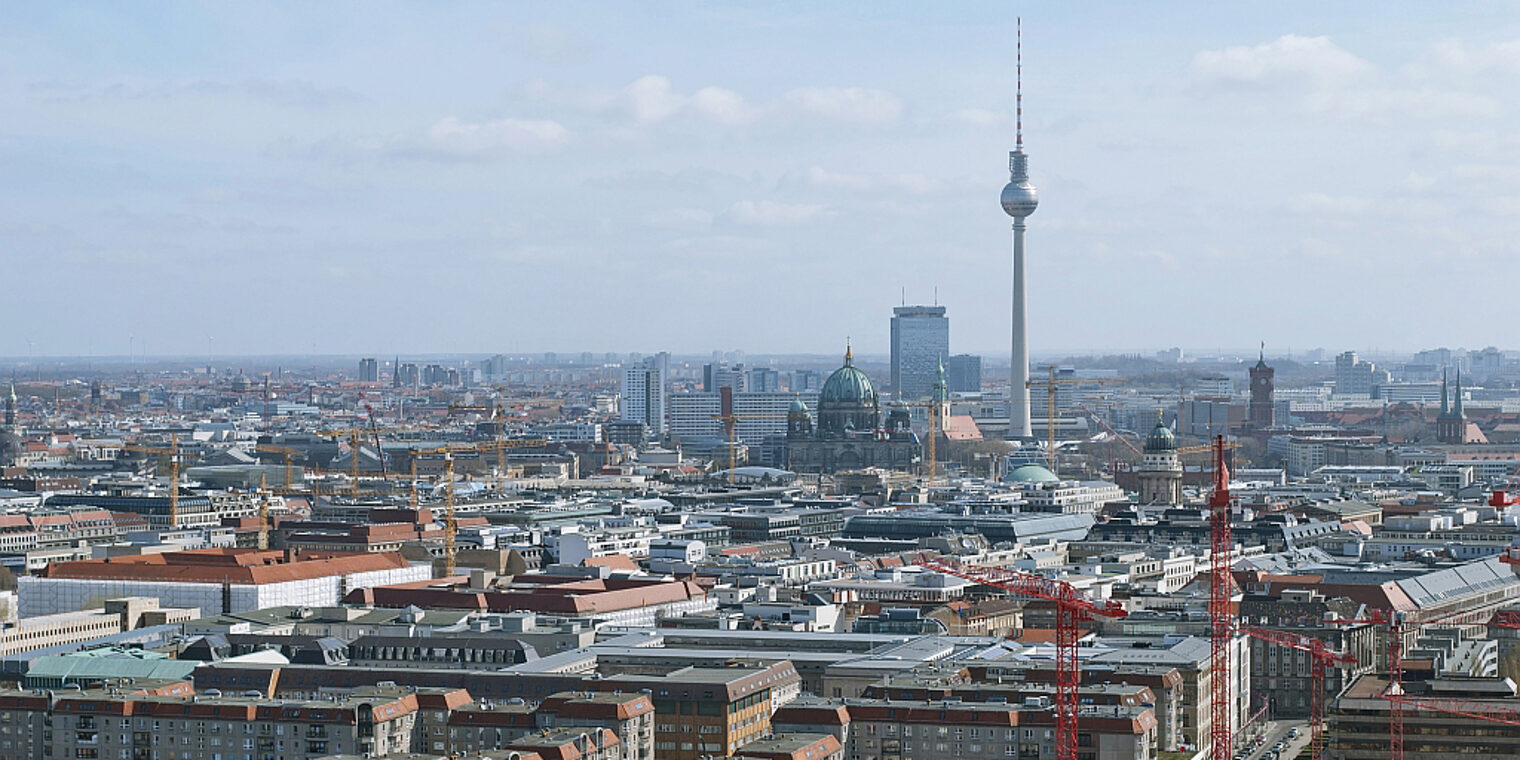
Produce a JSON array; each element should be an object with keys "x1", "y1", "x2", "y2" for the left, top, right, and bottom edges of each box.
[
  {"x1": 18, "y1": 548, "x2": 430, "y2": 617},
  {"x1": 788, "y1": 371, "x2": 821, "y2": 393},
  {"x1": 668, "y1": 392, "x2": 819, "y2": 445},
  {"x1": 890, "y1": 305, "x2": 949, "y2": 400},
  {"x1": 358, "y1": 357, "x2": 379, "y2": 382},
  {"x1": 621, "y1": 358, "x2": 668, "y2": 436},
  {"x1": 704, "y1": 363, "x2": 747, "y2": 393},
  {"x1": 747, "y1": 367, "x2": 782, "y2": 393},
  {"x1": 947, "y1": 354, "x2": 982, "y2": 393}
]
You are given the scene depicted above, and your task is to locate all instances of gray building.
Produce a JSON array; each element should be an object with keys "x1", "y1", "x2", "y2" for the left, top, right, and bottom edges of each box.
[
  {"x1": 890, "y1": 305, "x2": 949, "y2": 400},
  {"x1": 621, "y1": 359, "x2": 668, "y2": 436},
  {"x1": 358, "y1": 358, "x2": 378, "y2": 382},
  {"x1": 946, "y1": 354, "x2": 982, "y2": 393}
]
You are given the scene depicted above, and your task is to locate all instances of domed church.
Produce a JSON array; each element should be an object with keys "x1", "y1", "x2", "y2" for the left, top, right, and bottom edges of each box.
[{"x1": 786, "y1": 343, "x2": 921, "y2": 473}]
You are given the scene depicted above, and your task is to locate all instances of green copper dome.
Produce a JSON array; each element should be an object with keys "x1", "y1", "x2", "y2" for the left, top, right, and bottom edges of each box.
[
  {"x1": 820, "y1": 344, "x2": 876, "y2": 406},
  {"x1": 1145, "y1": 415, "x2": 1177, "y2": 452},
  {"x1": 789, "y1": 396, "x2": 809, "y2": 413},
  {"x1": 1005, "y1": 463, "x2": 1061, "y2": 484}
]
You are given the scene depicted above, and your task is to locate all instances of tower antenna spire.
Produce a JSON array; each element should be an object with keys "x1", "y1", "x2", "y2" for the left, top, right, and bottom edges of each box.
[{"x1": 1016, "y1": 16, "x2": 1023, "y2": 152}]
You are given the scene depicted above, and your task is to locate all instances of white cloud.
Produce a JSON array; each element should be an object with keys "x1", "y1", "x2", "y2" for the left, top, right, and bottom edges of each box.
[
  {"x1": 725, "y1": 200, "x2": 830, "y2": 226},
  {"x1": 425, "y1": 116, "x2": 570, "y2": 155},
  {"x1": 646, "y1": 207, "x2": 714, "y2": 230},
  {"x1": 1286, "y1": 193, "x2": 1373, "y2": 217},
  {"x1": 945, "y1": 108, "x2": 1006, "y2": 127},
  {"x1": 783, "y1": 86, "x2": 903, "y2": 123},
  {"x1": 797, "y1": 166, "x2": 873, "y2": 190},
  {"x1": 1189, "y1": 35, "x2": 1372, "y2": 90},
  {"x1": 690, "y1": 86, "x2": 756, "y2": 125},
  {"x1": 624, "y1": 75, "x2": 688, "y2": 122},
  {"x1": 1415, "y1": 38, "x2": 1520, "y2": 79}
]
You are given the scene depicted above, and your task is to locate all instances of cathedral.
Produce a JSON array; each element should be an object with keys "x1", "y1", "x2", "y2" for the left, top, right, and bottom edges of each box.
[
  {"x1": 786, "y1": 344, "x2": 921, "y2": 474},
  {"x1": 1135, "y1": 413, "x2": 1183, "y2": 505}
]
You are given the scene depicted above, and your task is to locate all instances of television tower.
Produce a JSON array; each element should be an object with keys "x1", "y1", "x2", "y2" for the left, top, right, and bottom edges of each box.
[{"x1": 1001, "y1": 18, "x2": 1039, "y2": 440}]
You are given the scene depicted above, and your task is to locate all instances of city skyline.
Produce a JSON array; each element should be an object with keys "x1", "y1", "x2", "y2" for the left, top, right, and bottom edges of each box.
[{"x1": 4, "y1": 3, "x2": 1519, "y2": 357}]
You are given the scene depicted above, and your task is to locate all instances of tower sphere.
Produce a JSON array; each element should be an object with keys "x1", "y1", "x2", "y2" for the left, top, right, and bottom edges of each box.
[{"x1": 1001, "y1": 154, "x2": 1039, "y2": 218}]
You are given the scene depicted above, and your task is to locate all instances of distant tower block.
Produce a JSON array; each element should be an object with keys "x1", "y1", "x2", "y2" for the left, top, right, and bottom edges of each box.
[{"x1": 1002, "y1": 18, "x2": 1039, "y2": 441}]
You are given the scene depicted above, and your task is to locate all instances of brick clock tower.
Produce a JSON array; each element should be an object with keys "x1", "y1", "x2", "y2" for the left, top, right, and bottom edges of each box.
[{"x1": 1249, "y1": 344, "x2": 1275, "y2": 430}]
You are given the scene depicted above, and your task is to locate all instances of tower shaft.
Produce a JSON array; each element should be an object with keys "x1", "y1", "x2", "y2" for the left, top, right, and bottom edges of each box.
[{"x1": 1010, "y1": 219, "x2": 1032, "y2": 439}]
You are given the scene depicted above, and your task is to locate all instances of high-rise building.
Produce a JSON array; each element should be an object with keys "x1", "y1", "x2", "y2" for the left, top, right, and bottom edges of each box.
[
  {"x1": 746, "y1": 367, "x2": 781, "y2": 393},
  {"x1": 668, "y1": 391, "x2": 820, "y2": 444},
  {"x1": 358, "y1": 357, "x2": 379, "y2": 382},
  {"x1": 788, "y1": 370, "x2": 821, "y2": 393},
  {"x1": 1001, "y1": 28, "x2": 1039, "y2": 440},
  {"x1": 703, "y1": 363, "x2": 747, "y2": 393},
  {"x1": 1334, "y1": 351, "x2": 1385, "y2": 397},
  {"x1": 1249, "y1": 347, "x2": 1275, "y2": 429},
  {"x1": 890, "y1": 305, "x2": 949, "y2": 400},
  {"x1": 947, "y1": 354, "x2": 982, "y2": 393},
  {"x1": 621, "y1": 357, "x2": 668, "y2": 436}
]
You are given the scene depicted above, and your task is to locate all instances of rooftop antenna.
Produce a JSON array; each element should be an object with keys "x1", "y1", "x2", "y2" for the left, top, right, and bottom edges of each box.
[
  {"x1": 901, "y1": 286, "x2": 906, "y2": 306},
  {"x1": 934, "y1": 286, "x2": 939, "y2": 306},
  {"x1": 1016, "y1": 16, "x2": 1024, "y2": 153}
]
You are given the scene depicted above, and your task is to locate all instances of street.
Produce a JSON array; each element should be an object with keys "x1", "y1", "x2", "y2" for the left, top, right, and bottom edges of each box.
[{"x1": 1238, "y1": 719, "x2": 1310, "y2": 760}]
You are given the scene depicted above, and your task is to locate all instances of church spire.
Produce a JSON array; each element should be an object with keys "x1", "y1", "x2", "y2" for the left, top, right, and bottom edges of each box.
[
  {"x1": 844, "y1": 339, "x2": 853, "y2": 367},
  {"x1": 1440, "y1": 368, "x2": 1449, "y2": 416},
  {"x1": 1454, "y1": 368, "x2": 1465, "y2": 418}
]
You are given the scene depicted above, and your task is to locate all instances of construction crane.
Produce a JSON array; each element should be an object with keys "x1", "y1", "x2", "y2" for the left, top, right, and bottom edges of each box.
[
  {"x1": 364, "y1": 402, "x2": 389, "y2": 481},
  {"x1": 257, "y1": 472, "x2": 271, "y2": 551},
  {"x1": 1025, "y1": 367, "x2": 1126, "y2": 471},
  {"x1": 1207, "y1": 435, "x2": 1234, "y2": 760},
  {"x1": 918, "y1": 557, "x2": 1127, "y2": 760},
  {"x1": 1237, "y1": 625, "x2": 1356, "y2": 760},
  {"x1": 1323, "y1": 603, "x2": 1487, "y2": 760},
  {"x1": 314, "y1": 427, "x2": 367, "y2": 498},
  {"x1": 410, "y1": 443, "x2": 494, "y2": 577},
  {"x1": 709, "y1": 386, "x2": 787, "y2": 484},
  {"x1": 255, "y1": 444, "x2": 301, "y2": 490},
  {"x1": 125, "y1": 436, "x2": 191, "y2": 529}
]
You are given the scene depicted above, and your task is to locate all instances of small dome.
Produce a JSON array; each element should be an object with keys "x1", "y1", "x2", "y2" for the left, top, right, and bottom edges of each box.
[
  {"x1": 789, "y1": 397, "x2": 809, "y2": 413},
  {"x1": 1005, "y1": 463, "x2": 1060, "y2": 484},
  {"x1": 1145, "y1": 417, "x2": 1177, "y2": 452}
]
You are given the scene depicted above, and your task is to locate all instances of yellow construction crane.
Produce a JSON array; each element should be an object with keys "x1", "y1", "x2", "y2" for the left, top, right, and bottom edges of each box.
[
  {"x1": 255, "y1": 444, "x2": 301, "y2": 490},
  {"x1": 125, "y1": 435, "x2": 192, "y2": 529},
  {"x1": 708, "y1": 392, "x2": 790, "y2": 480},
  {"x1": 257, "y1": 472, "x2": 271, "y2": 550},
  {"x1": 408, "y1": 443, "x2": 490, "y2": 577},
  {"x1": 315, "y1": 427, "x2": 370, "y2": 498},
  {"x1": 1026, "y1": 367, "x2": 1127, "y2": 471}
]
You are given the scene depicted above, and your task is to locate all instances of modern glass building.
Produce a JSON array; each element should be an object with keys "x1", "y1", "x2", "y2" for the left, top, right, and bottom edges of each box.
[{"x1": 889, "y1": 305, "x2": 948, "y2": 400}]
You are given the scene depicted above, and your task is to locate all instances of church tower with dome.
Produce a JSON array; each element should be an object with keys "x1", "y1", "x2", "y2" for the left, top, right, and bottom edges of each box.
[
  {"x1": 787, "y1": 342, "x2": 921, "y2": 473},
  {"x1": 1136, "y1": 413, "x2": 1183, "y2": 505}
]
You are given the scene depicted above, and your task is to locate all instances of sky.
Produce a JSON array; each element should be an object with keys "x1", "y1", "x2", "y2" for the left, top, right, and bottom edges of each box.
[{"x1": 3, "y1": 2, "x2": 1520, "y2": 360}]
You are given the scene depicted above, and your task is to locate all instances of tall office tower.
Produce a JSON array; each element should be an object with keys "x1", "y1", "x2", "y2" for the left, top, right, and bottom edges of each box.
[
  {"x1": 358, "y1": 358, "x2": 379, "y2": 382},
  {"x1": 1001, "y1": 22, "x2": 1039, "y2": 440},
  {"x1": 1249, "y1": 345, "x2": 1275, "y2": 429},
  {"x1": 703, "y1": 363, "x2": 747, "y2": 393},
  {"x1": 789, "y1": 370, "x2": 822, "y2": 393},
  {"x1": 947, "y1": 354, "x2": 983, "y2": 393},
  {"x1": 746, "y1": 367, "x2": 781, "y2": 393},
  {"x1": 890, "y1": 305, "x2": 949, "y2": 400},
  {"x1": 621, "y1": 356, "x2": 668, "y2": 436}
]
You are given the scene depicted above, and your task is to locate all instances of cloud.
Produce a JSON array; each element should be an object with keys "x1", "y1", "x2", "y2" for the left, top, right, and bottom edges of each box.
[
  {"x1": 424, "y1": 116, "x2": 570, "y2": 155},
  {"x1": 645, "y1": 207, "x2": 714, "y2": 230},
  {"x1": 1189, "y1": 35, "x2": 1372, "y2": 90},
  {"x1": 782, "y1": 86, "x2": 903, "y2": 123},
  {"x1": 945, "y1": 108, "x2": 1007, "y2": 127},
  {"x1": 690, "y1": 86, "x2": 756, "y2": 125},
  {"x1": 28, "y1": 78, "x2": 363, "y2": 108},
  {"x1": 1286, "y1": 193, "x2": 1374, "y2": 217},
  {"x1": 725, "y1": 200, "x2": 830, "y2": 226},
  {"x1": 1414, "y1": 38, "x2": 1520, "y2": 79},
  {"x1": 624, "y1": 75, "x2": 688, "y2": 122}
]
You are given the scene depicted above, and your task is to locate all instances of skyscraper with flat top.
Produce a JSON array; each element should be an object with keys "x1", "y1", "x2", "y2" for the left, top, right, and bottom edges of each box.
[{"x1": 890, "y1": 305, "x2": 949, "y2": 400}]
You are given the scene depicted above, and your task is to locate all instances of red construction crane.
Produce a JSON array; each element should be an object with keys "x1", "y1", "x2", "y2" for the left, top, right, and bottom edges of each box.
[
  {"x1": 1238, "y1": 625, "x2": 1356, "y2": 760},
  {"x1": 918, "y1": 557, "x2": 1127, "y2": 760},
  {"x1": 1207, "y1": 434, "x2": 1235, "y2": 760}
]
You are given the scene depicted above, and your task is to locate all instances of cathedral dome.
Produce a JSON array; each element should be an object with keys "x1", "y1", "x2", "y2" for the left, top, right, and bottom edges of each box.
[
  {"x1": 1145, "y1": 416, "x2": 1177, "y2": 452},
  {"x1": 820, "y1": 349, "x2": 876, "y2": 407},
  {"x1": 789, "y1": 396, "x2": 809, "y2": 413}
]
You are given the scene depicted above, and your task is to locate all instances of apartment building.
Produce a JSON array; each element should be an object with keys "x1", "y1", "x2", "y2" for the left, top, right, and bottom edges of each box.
[{"x1": 0, "y1": 685, "x2": 419, "y2": 760}]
